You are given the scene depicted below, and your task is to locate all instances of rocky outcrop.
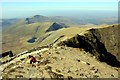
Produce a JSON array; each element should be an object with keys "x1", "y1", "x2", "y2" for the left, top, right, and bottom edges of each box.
[
  {"x1": 46, "y1": 22, "x2": 69, "y2": 32},
  {"x1": 58, "y1": 25, "x2": 120, "y2": 67},
  {"x1": 0, "y1": 50, "x2": 13, "y2": 58}
]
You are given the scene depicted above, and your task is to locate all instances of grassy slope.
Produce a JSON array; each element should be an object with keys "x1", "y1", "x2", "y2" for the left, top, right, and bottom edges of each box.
[
  {"x1": 39, "y1": 24, "x2": 111, "y2": 46},
  {"x1": 2, "y1": 19, "x2": 111, "y2": 54},
  {"x1": 39, "y1": 27, "x2": 90, "y2": 46},
  {"x1": 2, "y1": 21, "x2": 53, "y2": 54}
]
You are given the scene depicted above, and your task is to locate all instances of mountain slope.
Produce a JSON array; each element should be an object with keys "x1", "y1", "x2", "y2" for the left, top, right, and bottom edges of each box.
[
  {"x1": 0, "y1": 24, "x2": 119, "y2": 78},
  {"x1": 58, "y1": 25, "x2": 120, "y2": 67},
  {"x1": 2, "y1": 15, "x2": 118, "y2": 55},
  {"x1": 2, "y1": 22, "x2": 53, "y2": 54},
  {"x1": 2, "y1": 20, "x2": 70, "y2": 54}
]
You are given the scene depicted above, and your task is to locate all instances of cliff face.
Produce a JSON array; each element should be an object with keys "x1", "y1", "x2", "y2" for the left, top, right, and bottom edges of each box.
[
  {"x1": 58, "y1": 25, "x2": 120, "y2": 67},
  {"x1": 46, "y1": 22, "x2": 68, "y2": 32},
  {"x1": 97, "y1": 25, "x2": 118, "y2": 59}
]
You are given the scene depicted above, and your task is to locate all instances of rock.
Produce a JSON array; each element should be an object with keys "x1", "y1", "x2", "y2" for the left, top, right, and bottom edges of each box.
[
  {"x1": 0, "y1": 50, "x2": 13, "y2": 58},
  {"x1": 56, "y1": 69, "x2": 61, "y2": 73},
  {"x1": 90, "y1": 66, "x2": 96, "y2": 70},
  {"x1": 75, "y1": 69, "x2": 78, "y2": 72},
  {"x1": 81, "y1": 61, "x2": 87, "y2": 64},
  {"x1": 93, "y1": 75, "x2": 99, "y2": 78},
  {"x1": 59, "y1": 58, "x2": 63, "y2": 60},
  {"x1": 86, "y1": 62, "x2": 90, "y2": 65},
  {"x1": 15, "y1": 75, "x2": 23, "y2": 78},
  {"x1": 111, "y1": 74, "x2": 114, "y2": 77},
  {"x1": 94, "y1": 69, "x2": 99, "y2": 73},
  {"x1": 20, "y1": 58, "x2": 25, "y2": 61},
  {"x1": 80, "y1": 73, "x2": 84, "y2": 76},
  {"x1": 93, "y1": 56, "x2": 96, "y2": 59},
  {"x1": 77, "y1": 59, "x2": 80, "y2": 62},
  {"x1": 67, "y1": 76, "x2": 73, "y2": 79}
]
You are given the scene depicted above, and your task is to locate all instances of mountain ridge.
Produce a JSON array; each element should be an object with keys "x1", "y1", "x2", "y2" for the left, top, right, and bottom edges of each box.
[{"x1": 0, "y1": 24, "x2": 119, "y2": 78}]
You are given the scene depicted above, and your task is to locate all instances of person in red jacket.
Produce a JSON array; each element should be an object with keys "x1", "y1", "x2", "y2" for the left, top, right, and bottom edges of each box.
[{"x1": 28, "y1": 55, "x2": 37, "y2": 64}]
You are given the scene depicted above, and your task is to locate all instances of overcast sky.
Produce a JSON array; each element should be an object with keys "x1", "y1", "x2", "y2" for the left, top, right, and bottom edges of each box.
[{"x1": 1, "y1": 0, "x2": 119, "y2": 19}]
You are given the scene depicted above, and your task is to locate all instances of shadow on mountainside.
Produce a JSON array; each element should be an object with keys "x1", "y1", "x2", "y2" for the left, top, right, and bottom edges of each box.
[{"x1": 58, "y1": 29, "x2": 120, "y2": 67}]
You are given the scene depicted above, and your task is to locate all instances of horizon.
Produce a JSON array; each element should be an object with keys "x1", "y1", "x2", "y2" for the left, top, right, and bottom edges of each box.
[{"x1": 1, "y1": 2, "x2": 118, "y2": 19}]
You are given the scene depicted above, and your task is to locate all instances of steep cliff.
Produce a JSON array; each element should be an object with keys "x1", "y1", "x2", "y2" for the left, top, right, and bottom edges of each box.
[{"x1": 58, "y1": 25, "x2": 120, "y2": 67}]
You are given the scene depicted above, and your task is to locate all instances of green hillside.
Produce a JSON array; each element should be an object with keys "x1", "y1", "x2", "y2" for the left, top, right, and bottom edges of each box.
[
  {"x1": 2, "y1": 21, "x2": 53, "y2": 54},
  {"x1": 2, "y1": 15, "x2": 112, "y2": 54}
]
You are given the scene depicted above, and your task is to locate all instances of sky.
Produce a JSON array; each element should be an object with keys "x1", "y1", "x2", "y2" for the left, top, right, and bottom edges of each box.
[
  {"x1": 1, "y1": 0, "x2": 119, "y2": 19},
  {"x1": 1, "y1": 0, "x2": 119, "y2": 2}
]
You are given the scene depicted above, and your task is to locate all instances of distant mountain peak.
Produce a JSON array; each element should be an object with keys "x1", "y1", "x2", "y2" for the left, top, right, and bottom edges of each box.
[
  {"x1": 25, "y1": 15, "x2": 50, "y2": 24},
  {"x1": 33, "y1": 15, "x2": 47, "y2": 18}
]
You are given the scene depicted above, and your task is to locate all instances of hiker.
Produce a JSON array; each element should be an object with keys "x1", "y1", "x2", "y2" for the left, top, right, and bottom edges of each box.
[{"x1": 28, "y1": 55, "x2": 37, "y2": 64}]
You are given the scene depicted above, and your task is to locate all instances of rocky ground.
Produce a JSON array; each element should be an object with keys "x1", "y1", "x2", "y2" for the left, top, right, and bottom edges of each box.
[{"x1": 0, "y1": 46, "x2": 118, "y2": 78}]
